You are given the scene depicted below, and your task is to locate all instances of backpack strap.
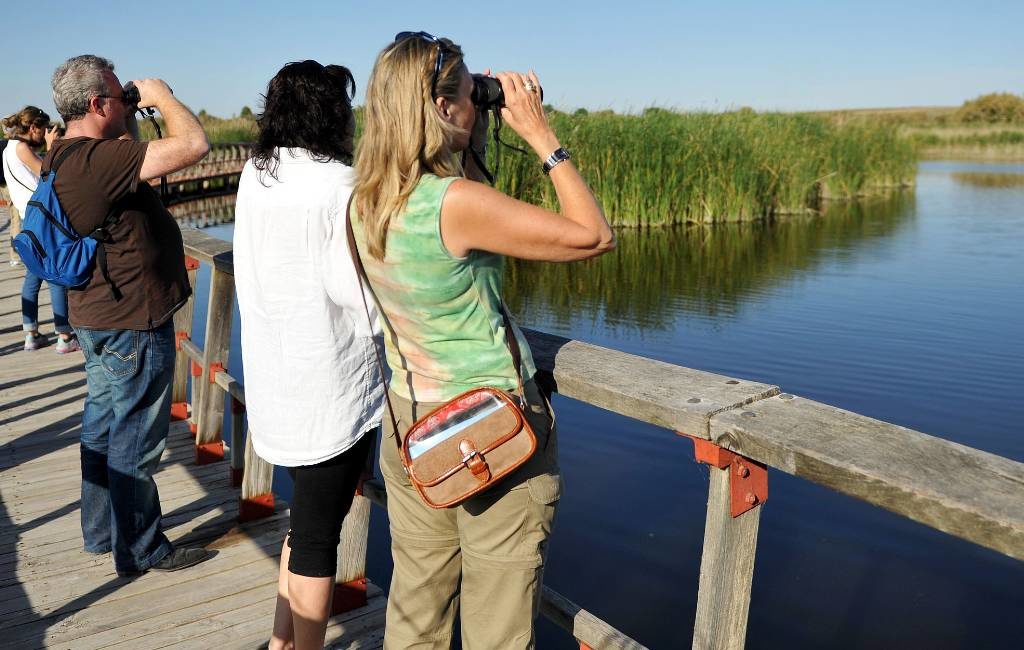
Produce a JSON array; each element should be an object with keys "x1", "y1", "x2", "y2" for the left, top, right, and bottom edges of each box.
[
  {"x1": 41, "y1": 139, "x2": 89, "y2": 179},
  {"x1": 88, "y1": 203, "x2": 125, "y2": 301}
]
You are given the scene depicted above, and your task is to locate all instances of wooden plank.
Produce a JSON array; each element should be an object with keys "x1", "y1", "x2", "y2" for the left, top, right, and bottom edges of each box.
[
  {"x1": 195, "y1": 267, "x2": 235, "y2": 453},
  {"x1": 179, "y1": 228, "x2": 234, "y2": 275},
  {"x1": 691, "y1": 466, "x2": 761, "y2": 650},
  {"x1": 523, "y1": 328, "x2": 778, "y2": 438},
  {"x1": 240, "y1": 431, "x2": 274, "y2": 502},
  {"x1": 170, "y1": 263, "x2": 198, "y2": 407},
  {"x1": 540, "y1": 586, "x2": 648, "y2": 650},
  {"x1": 710, "y1": 394, "x2": 1024, "y2": 560},
  {"x1": 213, "y1": 367, "x2": 246, "y2": 405},
  {"x1": 337, "y1": 495, "x2": 371, "y2": 585}
]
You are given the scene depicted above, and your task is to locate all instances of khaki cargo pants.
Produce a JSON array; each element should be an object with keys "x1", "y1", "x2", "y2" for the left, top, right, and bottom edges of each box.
[{"x1": 379, "y1": 380, "x2": 561, "y2": 650}]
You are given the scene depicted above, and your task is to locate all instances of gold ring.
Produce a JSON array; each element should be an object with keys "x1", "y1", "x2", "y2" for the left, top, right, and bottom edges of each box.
[{"x1": 523, "y1": 80, "x2": 537, "y2": 92}]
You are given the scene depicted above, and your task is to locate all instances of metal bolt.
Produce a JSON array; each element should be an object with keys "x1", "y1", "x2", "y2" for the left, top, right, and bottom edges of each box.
[
  {"x1": 687, "y1": 397, "x2": 702, "y2": 404},
  {"x1": 736, "y1": 464, "x2": 750, "y2": 478},
  {"x1": 745, "y1": 493, "x2": 758, "y2": 505}
]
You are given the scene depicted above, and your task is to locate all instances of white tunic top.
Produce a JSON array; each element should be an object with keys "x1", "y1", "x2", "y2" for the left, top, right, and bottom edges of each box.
[
  {"x1": 2, "y1": 140, "x2": 39, "y2": 214},
  {"x1": 233, "y1": 149, "x2": 384, "y2": 466}
]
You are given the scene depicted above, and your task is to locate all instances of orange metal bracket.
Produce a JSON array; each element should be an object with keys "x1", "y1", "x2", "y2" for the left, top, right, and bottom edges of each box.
[
  {"x1": 679, "y1": 433, "x2": 767, "y2": 517},
  {"x1": 169, "y1": 402, "x2": 189, "y2": 421},
  {"x1": 184, "y1": 256, "x2": 201, "y2": 271},
  {"x1": 208, "y1": 361, "x2": 225, "y2": 384},
  {"x1": 238, "y1": 493, "x2": 275, "y2": 522},
  {"x1": 332, "y1": 578, "x2": 368, "y2": 614},
  {"x1": 175, "y1": 331, "x2": 189, "y2": 351},
  {"x1": 196, "y1": 441, "x2": 225, "y2": 465},
  {"x1": 190, "y1": 360, "x2": 203, "y2": 377}
]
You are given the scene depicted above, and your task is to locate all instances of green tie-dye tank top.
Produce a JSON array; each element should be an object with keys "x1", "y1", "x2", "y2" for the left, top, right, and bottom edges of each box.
[{"x1": 352, "y1": 174, "x2": 537, "y2": 402}]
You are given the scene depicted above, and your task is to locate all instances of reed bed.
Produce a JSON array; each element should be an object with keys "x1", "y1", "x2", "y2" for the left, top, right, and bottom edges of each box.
[
  {"x1": 149, "y1": 106, "x2": 915, "y2": 226},
  {"x1": 489, "y1": 109, "x2": 916, "y2": 226}
]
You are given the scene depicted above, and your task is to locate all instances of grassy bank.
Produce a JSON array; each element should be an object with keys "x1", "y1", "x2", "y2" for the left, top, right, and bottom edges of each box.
[{"x1": 818, "y1": 93, "x2": 1024, "y2": 161}]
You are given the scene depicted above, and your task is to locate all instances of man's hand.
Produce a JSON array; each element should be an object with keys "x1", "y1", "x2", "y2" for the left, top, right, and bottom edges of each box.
[
  {"x1": 132, "y1": 79, "x2": 174, "y2": 111},
  {"x1": 135, "y1": 79, "x2": 209, "y2": 181}
]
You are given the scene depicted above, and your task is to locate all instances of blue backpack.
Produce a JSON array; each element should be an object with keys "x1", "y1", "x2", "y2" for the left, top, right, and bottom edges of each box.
[{"x1": 13, "y1": 140, "x2": 123, "y2": 299}]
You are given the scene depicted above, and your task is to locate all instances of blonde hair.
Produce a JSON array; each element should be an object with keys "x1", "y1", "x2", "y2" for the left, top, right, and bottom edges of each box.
[
  {"x1": 353, "y1": 35, "x2": 468, "y2": 260},
  {"x1": 1, "y1": 106, "x2": 49, "y2": 139}
]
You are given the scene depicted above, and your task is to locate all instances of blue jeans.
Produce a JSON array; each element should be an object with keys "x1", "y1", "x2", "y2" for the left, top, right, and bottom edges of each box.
[
  {"x1": 75, "y1": 321, "x2": 176, "y2": 573},
  {"x1": 22, "y1": 270, "x2": 71, "y2": 334}
]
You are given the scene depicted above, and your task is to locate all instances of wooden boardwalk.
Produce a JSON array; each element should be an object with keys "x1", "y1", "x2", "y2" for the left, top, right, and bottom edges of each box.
[{"x1": 0, "y1": 209, "x2": 385, "y2": 649}]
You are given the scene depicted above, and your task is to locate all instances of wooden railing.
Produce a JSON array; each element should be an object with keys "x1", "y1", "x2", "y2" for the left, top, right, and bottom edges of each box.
[{"x1": 175, "y1": 227, "x2": 1024, "y2": 649}]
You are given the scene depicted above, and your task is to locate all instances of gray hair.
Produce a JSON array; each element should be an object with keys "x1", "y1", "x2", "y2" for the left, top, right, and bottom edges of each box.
[{"x1": 52, "y1": 55, "x2": 116, "y2": 123}]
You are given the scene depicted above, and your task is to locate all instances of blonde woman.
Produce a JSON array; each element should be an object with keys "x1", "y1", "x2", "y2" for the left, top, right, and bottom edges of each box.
[{"x1": 351, "y1": 32, "x2": 614, "y2": 649}]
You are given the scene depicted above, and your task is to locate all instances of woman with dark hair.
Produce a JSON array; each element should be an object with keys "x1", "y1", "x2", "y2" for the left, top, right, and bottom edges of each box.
[
  {"x1": 233, "y1": 60, "x2": 384, "y2": 650},
  {"x1": 351, "y1": 34, "x2": 614, "y2": 648},
  {"x1": 1, "y1": 106, "x2": 79, "y2": 353}
]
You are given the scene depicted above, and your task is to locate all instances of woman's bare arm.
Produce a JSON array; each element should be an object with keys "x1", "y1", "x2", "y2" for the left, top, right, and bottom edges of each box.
[{"x1": 441, "y1": 71, "x2": 614, "y2": 262}]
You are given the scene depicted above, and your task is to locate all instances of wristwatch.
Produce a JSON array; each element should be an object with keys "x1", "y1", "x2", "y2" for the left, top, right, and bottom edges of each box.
[{"x1": 542, "y1": 147, "x2": 571, "y2": 174}]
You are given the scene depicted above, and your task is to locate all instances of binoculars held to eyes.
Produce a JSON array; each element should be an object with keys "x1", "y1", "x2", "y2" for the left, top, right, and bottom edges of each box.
[
  {"x1": 471, "y1": 75, "x2": 543, "y2": 110},
  {"x1": 122, "y1": 82, "x2": 142, "y2": 110}
]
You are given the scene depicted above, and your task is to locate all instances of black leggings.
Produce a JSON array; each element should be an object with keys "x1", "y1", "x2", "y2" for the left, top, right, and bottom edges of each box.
[{"x1": 285, "y1": 430, "x2": 375, "y2": 577}]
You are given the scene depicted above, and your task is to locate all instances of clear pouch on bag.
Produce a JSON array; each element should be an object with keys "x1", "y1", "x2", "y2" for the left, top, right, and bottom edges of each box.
[{"x1": 406, "y1": 391, "x2": 508, "y2": 459}]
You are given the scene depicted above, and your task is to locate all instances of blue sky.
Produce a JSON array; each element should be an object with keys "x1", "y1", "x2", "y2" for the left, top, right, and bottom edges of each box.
[{"x1": 3, "y1": 1, "x2": 1021, "y2": 121}]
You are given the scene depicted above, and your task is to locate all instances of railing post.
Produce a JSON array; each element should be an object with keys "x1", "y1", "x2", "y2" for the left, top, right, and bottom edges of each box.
[
  {"x1": 170, "y1": 256, "x2": 200, "y2": 422},
  {"x1": 684, "y1": 436, "x2": 767, "y2": 650},
  {"x1": 332, "y1": 437, "x2": 375, "y2": 614},
  {"x1": 239, "y1": 431, "x2": 275, "y2": 522},
  {"x1": 230, "y1": 396, "x2": 246, "y2": 487},
  {"x1": 194, "y1": 266, "x2": 234, "y2": 464}
]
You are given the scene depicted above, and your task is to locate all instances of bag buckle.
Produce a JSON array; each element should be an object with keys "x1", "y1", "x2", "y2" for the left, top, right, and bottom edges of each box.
[{"x1": 459, "y1": 440, "x2": 491, "y2": 482}]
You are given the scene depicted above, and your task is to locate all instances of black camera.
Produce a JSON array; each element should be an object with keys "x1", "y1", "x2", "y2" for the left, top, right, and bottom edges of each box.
[{"x1": 471, "y1": 74, "x2": 543, "y2": 109}]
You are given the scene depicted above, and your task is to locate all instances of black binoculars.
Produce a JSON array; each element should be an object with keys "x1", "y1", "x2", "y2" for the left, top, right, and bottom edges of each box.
[
  {"x1": 122, "y1": 82, "x2": 142, "y2": 110},
  {"x1": 471, "y1": 75, "x2": 543, "y2": 110}
]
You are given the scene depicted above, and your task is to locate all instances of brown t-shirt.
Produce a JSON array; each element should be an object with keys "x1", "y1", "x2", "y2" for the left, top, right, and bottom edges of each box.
[{"x1": 47, "y1": 137, "x2": 190, "y2": 330}]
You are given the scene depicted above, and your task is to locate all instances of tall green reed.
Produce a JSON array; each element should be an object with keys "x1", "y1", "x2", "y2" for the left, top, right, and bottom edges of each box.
[{"x1": 490, "y1": 109, "x2": 916, "y2": 226}]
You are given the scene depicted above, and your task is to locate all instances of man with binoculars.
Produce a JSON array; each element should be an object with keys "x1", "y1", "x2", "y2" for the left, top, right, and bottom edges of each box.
[{"x1": 48, "y1": 54, "x2": 212, "y2": 577}]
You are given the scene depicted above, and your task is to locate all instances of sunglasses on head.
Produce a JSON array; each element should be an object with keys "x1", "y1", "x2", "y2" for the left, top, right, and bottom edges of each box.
[{"x1": 394, "y1": 31, "x2": 447, "y2": 99}]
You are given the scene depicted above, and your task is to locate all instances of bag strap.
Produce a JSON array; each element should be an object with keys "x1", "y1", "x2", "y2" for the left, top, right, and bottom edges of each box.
[
  {"x1": 344, "y1": 195, "x2": 528, "y2": 456},
  {"x1": 344, "y1": 195, "x2": 403, "y2": 454},
  {"x1": 3, "y1": 152, "x2": 35, "y2": 193},
  {"x1": 42, "y1": 139, "x2": 88, "y2": 179}
]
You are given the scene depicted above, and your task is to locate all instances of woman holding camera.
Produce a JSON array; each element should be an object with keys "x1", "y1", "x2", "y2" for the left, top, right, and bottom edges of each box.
[
  {"x1": 351, "y1": 33, "x2": 614, "y2": 648},
  {"x1": 1, "y1": 106, "x2": 79, "y2": 353},
  {"x1": 233, "y1": 61, "x2": 384, "y2": 650}
]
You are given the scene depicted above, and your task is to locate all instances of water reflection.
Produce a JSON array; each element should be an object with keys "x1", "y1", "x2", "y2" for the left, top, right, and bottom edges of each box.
[
  {"x1": 951, "y1": 171, "x2": 1024, "y2": 188},
  {"x1": 169, "y1": 193, "x2": 237, "y2": 229},
  {"x1": 505, "y1": 192, "x2": 916, "y2": 329}
]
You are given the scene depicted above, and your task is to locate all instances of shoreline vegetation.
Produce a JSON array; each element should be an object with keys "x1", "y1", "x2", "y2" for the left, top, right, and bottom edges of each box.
[{"x1": 138, "y1": 91, "x2": 1022, "y2": 226}]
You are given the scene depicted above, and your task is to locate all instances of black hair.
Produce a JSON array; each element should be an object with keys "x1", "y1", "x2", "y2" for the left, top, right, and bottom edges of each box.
[{"x1": 251, "y1": 60, "x2": 356, "y2": 183}]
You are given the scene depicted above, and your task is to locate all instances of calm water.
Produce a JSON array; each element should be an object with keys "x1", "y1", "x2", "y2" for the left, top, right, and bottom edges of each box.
[{"x1": 193, "y1": 160, "x2": 1023, "y2": 648}]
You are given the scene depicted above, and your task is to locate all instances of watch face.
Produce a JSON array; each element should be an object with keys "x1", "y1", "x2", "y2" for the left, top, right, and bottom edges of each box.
[{"x1": 543, "y1": 147, "x2": 571, "y2": 173}]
